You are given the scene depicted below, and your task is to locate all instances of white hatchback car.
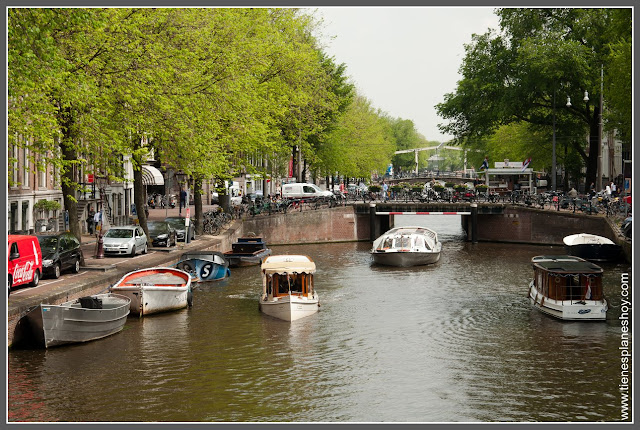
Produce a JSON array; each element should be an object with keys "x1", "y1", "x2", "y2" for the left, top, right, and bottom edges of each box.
[{"x1": 102, "y1": 226, "x2": 148, "y2": 257}]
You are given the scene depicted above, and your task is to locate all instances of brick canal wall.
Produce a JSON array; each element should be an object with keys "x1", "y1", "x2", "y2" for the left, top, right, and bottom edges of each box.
[
  {"x1": 241, "y1": 205, "x2": 369, "y2": 245},
  {"x1": 245, "y1": 205, "x2": 624, "y2": 255},
  {"x1": 466, "y1": 206, "x2": 611, "y2": 245}
]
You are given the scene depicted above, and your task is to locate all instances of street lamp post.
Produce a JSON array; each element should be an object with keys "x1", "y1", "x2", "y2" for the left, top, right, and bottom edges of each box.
[
  {"x1": 552, "y1": 91, "x2": 557, "y2": 192},
  {"x1": 597, "y1": 64, "x2": 604, "y2": 192}
]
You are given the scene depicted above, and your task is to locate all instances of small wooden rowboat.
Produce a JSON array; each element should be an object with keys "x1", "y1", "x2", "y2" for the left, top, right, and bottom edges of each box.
[{"x1": 110, "y1": 267, "x2": 192, "y2": 316}]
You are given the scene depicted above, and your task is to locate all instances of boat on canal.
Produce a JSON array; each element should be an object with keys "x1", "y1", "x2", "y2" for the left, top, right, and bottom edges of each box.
[
  {"x1": 371, "y1": 226, "x2": 442, "y2": 267},
  {"x1": 563, "y1": 233, "x2": 622, "y2": 262},
  {"x1": 110, "y1": 267, "x2": 192, "y2": 316},
  {"x1": 175, "y1": 251, "x2": 230, "y2": 282},
  {"x1": 260, "y1": 255, "x2": 318, "y2": 322},
  {"x1": 25, "y1": 293, "x2": 131, "y2": 348},
  {"x1": 529, "y1": 255, "x2": 607, "y2": 321},
  {"x1": 223, "y1": 236, "x2": 272, "y2": 267}
]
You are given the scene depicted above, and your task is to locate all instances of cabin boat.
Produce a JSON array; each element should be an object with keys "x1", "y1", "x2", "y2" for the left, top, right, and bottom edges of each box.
[
  {"x1": 223, "y1": 237, "x2": 272, "y2": 267},
  {"x1": 371, "y1": 226, "x2": 442, "y2": 267},
  {"x1": 529, "y1": 255, "x2": 607, "y2": 321},
  {"x1": 25, "y1": 293, "x2": 130, "y2": 348},
  {"x1": 260, "y1": 255, "x2": 318, "y2": 322},
  {"x1": 175, "y1": 251, "x2": 230, "y2": 282},
  {"x1": 111, "y1": 267, "x2": 192, "y2": 316},
  {"x1": 563, "y1": 233, "x2": 622, "y2": 262}
]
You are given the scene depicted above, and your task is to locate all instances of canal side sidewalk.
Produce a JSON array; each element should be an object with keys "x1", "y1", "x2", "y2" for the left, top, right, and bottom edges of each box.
[{"x1": 8, "y1": 204, "x2": 239, "y2": 345}]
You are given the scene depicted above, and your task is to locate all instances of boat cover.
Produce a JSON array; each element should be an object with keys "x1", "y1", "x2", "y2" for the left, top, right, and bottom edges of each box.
[{"x1": 261, "y1": 255, "x2": 316, "y2": 275}]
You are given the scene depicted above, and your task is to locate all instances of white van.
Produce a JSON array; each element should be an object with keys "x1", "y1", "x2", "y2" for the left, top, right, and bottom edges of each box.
[{"x1": 281, "y1": 183, "x2": 333, "y2": 200}]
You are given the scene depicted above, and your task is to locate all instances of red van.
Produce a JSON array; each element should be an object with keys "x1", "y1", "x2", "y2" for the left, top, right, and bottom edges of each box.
[{"x1": 8, "y1": 235, "x2": 43, "y2": 295}]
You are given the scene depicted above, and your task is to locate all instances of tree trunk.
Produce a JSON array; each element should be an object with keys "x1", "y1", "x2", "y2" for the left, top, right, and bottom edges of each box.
[
  {"x1": 57, "y1": 105, "x2": 81, "y2": 242},
  {"x1": 131, "y1": 139, "x2": 149, "y2": 244},
  {"x1": 194, "y1": 176, "x2": 203, "y2": 235},
  {"x1": 60, "y1": 140, "x2": 80, "y2": 241}
]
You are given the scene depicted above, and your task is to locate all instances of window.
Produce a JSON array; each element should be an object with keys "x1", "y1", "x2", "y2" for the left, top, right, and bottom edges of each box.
[
  {"x1": 10, "y1": 242, "x2": 19, "y2": 259},
  {"x1": 39, "y1": 159, "x2": 47, "y2": 189},
  {"x1": 11, "y1": 144, "x2": 18, "y2": 186},
  {"x1": 22, "y1": 146, "x2": 29, "y2": 187}
]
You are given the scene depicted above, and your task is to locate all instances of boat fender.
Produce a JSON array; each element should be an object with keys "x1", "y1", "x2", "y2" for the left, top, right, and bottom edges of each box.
[{"x1": 187, "y1": 291, "x2": 193, "y2": 307}]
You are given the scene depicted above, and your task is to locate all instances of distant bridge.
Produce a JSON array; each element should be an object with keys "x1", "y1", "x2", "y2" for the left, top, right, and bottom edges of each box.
[{"x1": 394, "y1": 142, "x2": 483, "y2": 175}]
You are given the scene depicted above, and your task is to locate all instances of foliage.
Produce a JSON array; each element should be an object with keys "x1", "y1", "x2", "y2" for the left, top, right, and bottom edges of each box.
[
  {"x1": 34, "y1": 199, "x2": 61, "y2": 211},
  {"x1": 436, "y1": 8, "x2": 632, "y2": 187}
]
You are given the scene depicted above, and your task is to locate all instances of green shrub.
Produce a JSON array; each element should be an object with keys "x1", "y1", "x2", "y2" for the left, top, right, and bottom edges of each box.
[{"x1": 34, "y1": 199, "x2": 61, "y2": 211}]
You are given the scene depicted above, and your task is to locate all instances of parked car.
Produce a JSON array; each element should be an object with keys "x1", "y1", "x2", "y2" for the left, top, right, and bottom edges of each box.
[
  {"x1": 147, "y1": 221, "x2": 177, "y2": 247},
  {"x1": 164, "y1": 216, "x2": 196, "y2": 242},
  {"x1": 8, "y1": 234, "x2": 43, "y2": 295},
  {"x1": 36, "y1": 232, "x2": 84, "y2": 279},
  {"x1": 102, "y1": 225, "x2": 148, "y2": 257}
]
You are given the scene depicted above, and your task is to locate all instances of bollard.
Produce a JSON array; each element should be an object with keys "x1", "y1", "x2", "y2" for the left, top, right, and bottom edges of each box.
[
  {"x1": 471, "y1": 203, "x2": 478, "y2": 244},
  {"x1": 369, "y1": 203, "x2": 377, "y2": 242},
  {"x1": 95, "y1": 233, "x2": 105, "y2": 259}
]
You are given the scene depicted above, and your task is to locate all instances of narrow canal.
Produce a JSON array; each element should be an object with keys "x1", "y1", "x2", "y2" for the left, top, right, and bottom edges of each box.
[{"x1": 8, "y1": 216, "x2": 630, "y2": 422}]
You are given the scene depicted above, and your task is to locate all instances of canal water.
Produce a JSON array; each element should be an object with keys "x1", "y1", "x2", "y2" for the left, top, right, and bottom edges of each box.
[{"x1": 8, "y1": 216, "x2": 631, "y2": 422}]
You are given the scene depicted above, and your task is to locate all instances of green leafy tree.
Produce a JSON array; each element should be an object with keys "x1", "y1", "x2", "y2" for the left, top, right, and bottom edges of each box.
[{"x1": 437, "y1": 8, "x2": 632, "y2": 189}]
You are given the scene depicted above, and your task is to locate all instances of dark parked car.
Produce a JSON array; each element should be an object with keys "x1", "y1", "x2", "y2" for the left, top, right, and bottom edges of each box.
[
  {"x1": 147, "y1": 221, "x2": 177, "y2": 247},
  {"x1": 164, "y1": 216, "x2": 196, "y2": 242},
  {"x1": 36, "y1": 232, "x2": 84, "y2": 279}
]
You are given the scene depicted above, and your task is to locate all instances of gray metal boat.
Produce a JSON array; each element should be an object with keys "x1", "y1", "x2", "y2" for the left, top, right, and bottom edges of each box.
[{"x1": 25, "y1": 293, "x2": 130, "y2": 348}]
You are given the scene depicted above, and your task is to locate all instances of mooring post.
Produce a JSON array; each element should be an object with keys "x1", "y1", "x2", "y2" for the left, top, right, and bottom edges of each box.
[
  {"x1": 471, "y1": 203, "x2": 478, "y2": 244},
  {"x1": 369, "y1": 203, "x2": 377, "y2": 241}
]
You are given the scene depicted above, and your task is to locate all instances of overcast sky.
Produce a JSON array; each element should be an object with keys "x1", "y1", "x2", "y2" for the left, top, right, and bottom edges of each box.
[{"x1": 313, "y1": 7, "x2": 501, "y2": 143}]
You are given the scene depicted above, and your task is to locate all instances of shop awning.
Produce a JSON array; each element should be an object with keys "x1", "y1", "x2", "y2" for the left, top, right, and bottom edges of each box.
[{"x1": 142, "y1": 165, "x2": 165, "y2": 186}]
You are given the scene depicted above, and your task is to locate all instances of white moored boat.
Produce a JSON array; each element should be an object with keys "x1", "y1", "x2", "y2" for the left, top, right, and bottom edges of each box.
[
  {"x1": 371, "y1": 226, "x2": 442, "y2": 267},
  {"x1": 563, "y1": 233, "x2": 622, "y2": 262},
  {"x1": 259, "y1": 255, "x2": 318, "y2": 322},
  {"x1": 529, "y1": 255, "x2": 607, "y2": 321},
  {"x1": 111, "y1": 267, "x2": 192, "y2": 316}
]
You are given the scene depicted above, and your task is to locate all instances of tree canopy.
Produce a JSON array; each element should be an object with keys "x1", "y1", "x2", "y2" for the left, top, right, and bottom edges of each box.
[{"x1": 436, "y1": 7, "x2": 632, "y2": 189}]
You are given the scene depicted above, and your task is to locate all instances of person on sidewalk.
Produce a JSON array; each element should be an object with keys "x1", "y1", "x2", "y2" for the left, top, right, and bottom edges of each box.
[{"x1": 86, "y1": 207, "x2": 95, "y2": 235}]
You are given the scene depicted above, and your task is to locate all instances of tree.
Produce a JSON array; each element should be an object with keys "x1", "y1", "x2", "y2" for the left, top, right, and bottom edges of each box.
[
  {"x1": 436, "y1": 8, "x2": 632, "y2": 189},
  {"x1": 318, "y1": 94, "x2": 395, "y2": 179}
]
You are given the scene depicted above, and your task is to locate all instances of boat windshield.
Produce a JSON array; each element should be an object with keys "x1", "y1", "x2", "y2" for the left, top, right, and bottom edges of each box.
[
  {"x1": 396, "y1": 236, "x2": 411, "y2": 249},
  {"x1": 377, "y1": 237, "x2": 394, "y2": 251}
]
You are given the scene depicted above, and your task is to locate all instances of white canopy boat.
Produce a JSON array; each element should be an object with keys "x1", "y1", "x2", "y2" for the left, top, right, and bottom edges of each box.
[
  {"x1": 260, "y1": 255, "x2": 318, "y2": 322},
  {"x1": 563, "y1": 233, "x2": 622, "y2": 262},
  {"x1": 371, "y1": 226, "x2": 442, "y2": 267},
  {"x1": 529, "y1": 255, "x2": 607, "y2": 321},
  {"x1": 111, "y1": 267, "x2": 192, "y2": 316}
]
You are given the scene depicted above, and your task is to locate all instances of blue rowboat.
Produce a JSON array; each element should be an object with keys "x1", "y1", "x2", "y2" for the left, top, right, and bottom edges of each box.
[{"x1": 175, "y1": 251, "x2": 230, "y2": 282}]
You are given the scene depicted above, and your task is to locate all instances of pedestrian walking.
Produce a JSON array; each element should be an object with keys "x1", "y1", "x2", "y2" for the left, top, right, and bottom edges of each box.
[
  {"x1": 86, "y1": 207, "x2": 95, "y2": 235},
  {"x1": 180, "y1": 189, "x2": 187, "y2": 209}
]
